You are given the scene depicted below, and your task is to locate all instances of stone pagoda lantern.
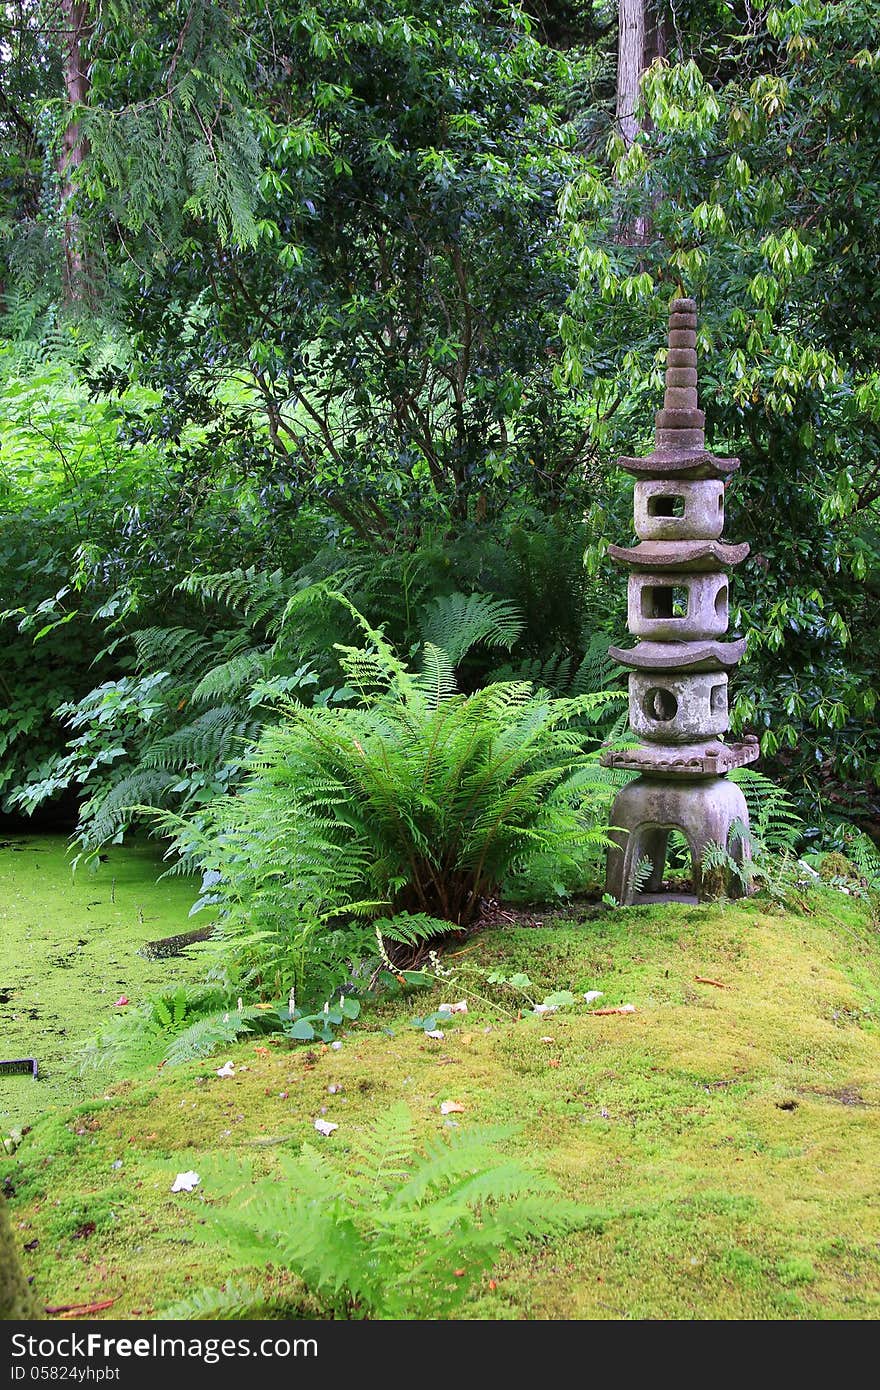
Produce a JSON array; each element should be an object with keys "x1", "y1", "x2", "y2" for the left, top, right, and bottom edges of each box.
[{"x1": 602, "y1": 296, "x2": 759, "y2": 903}]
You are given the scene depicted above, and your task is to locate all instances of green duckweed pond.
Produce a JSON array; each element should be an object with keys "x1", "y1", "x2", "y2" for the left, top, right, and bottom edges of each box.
[{"x1": 0, "y1": 836, "x2": 200, "y2": 1128}]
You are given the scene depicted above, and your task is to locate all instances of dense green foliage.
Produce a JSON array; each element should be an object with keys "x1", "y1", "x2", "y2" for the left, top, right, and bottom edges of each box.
[{"x1": 0, "y1": 0, "x2": 877, "y2": 1018}]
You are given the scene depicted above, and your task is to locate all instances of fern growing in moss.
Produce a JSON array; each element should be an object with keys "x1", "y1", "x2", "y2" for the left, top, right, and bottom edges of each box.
[
  {"x1": 12, "y1": 570, "x2": 533, "y2": 866},
  {"x1": 78, "y1": 985, "x2": 265, "y2": 1074},
  {"x1": 170, "y1": 1104, "x2": 603, "y2": 1320}
]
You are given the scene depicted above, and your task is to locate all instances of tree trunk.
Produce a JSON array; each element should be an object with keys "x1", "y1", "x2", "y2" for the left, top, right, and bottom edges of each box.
[
  {"x1": 616, "y1": 0, "x2": 669, "y2": 244},
  {"x1": 0, "y1": 1193, "x2": 40, "y2": 1319},
  {"x1": 616, "y1": 0, "x2": 646, "y2": 150},
  {"x1": 59, "y1": 0, "x2": 91, "y2": 303}
]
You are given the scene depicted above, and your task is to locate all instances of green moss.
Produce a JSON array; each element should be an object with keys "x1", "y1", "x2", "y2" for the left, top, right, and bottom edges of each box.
[{"x1": 2, "y1": 849, "x2": 880, "y2": 1320}]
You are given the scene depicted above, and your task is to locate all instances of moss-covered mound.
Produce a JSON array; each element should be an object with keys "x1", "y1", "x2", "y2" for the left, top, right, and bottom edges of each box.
[{"x1": 2, "y1": 892, "x2": 879, "y2": 1320}]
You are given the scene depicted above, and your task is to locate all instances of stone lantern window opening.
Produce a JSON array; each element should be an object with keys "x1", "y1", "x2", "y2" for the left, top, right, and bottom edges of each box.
[
  {"x1": 648, "y1": 495, "x2": 685, "y2": 518},
  {"x1": 643, "y1": 686, "x2": 678, "y2": 721},
  {"x1": 641, "y1": 584, "x2": 689, "y2": 619}
]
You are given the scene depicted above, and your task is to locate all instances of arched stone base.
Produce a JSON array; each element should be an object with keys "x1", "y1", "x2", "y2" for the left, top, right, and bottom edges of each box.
[{"x1": 605, "y1": 775, "x2": 752, "y2": 905}]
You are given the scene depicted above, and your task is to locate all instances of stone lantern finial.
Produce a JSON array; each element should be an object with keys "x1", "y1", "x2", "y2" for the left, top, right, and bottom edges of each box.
[
  {"x1": 601, "y1": 294, "x2": 760, "y2": 904},
  {"x1": 656, "y1": 297, "x2": 704, "y2": 452}
]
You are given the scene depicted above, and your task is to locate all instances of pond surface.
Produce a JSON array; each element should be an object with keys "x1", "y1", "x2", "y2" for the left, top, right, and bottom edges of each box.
[{"x1": 0, "y1": 836, "x2": 201, "y2": 1129}]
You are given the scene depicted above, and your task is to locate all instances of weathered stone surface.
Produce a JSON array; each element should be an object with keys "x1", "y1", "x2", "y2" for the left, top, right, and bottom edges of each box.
[
  {"x1": 654, "y1": 426, "x2": 706, "y2": 451},
  {"x1": 665, "y1": 366, "x2": 698, "y2": 387},
  {"x1": 619, "y1": 450, "x2": 739, "y2": 480},
  {"x1": 608, "y1": 637, "x2": 747, "y2": 671},
  {"x1": 655, "y1": 407, "x2": 706, "y2": 430},
  {"x1": 668, "y1": 328, "x2": 696, "y2": 349},
  {"x1": 604, "y1": 293, "x2": 757, "y2": 903},
  {"x1": 634, "y1": 478, "x2": 724, "y2": 540},
  {"x1": 601, "y1": 735, "x2": 759, "y2": 778},
  {"x1": 609, "y1": 539, "x2": 749, "y2": 572},
  {"x1": 605, "y1": 775, "x2": 752, "y2": 904},
  {"x1": 664, "y1": 386, "x2": 699, "y2": 410},
  {"x1": 628, "y1": 670, "x2": 728, "y2": 742},
  {"x1": 627, "y1": 570, "x2": 729, "y2": 639}
]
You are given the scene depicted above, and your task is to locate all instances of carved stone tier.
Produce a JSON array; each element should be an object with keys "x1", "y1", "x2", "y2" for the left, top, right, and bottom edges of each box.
[
  {"x1": 601, "y1": 736, "x2": 760, "y2": 779},
  {"x1": 617, "y1": 450, "x2": 739, "y2": 480},
  {"x1": 628, "y1": 670, "x2": 728, "y2": 742},
  {"x1": 608, "y1": 540, "x2": 749, "y2": 572},
  {"x1": 608, "y1": 637, "x2": 747, "y2": 672},
  {"x1": 634, "y1": 479, "x2": 724, "y2": 541},
  {"x1": 627, "y1": 570, "x2": 729, "y2": 639}
]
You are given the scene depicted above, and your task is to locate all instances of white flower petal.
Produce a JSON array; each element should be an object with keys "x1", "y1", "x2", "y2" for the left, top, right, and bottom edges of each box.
[{"x1": 171, "y1": 1171, "x2": 200, "y2": 1193}]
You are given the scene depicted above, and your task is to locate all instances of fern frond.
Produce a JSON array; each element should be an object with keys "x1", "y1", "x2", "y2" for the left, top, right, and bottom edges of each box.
[
  {"x1": 161, "y1": 1280, "x2": 263, "y2": 1321},
  {"x1": 131, "y1": 627, "x2": 215, "y2": 681},
  {"x1": 414, "y1": 642, "x2": 458, "y2": 708},
  {"x1": 189, "y1": 647, "x2": 271, "y2": 705},
  {"x1": 142, "y1": 706, "x2": 259, "y2": 771},
  {"x1": 419, "y1": 592, "x2": 523, "y2": 666},
  {"x1": 163, "y1": 1007, "x2": 262, "y2": 1066}
]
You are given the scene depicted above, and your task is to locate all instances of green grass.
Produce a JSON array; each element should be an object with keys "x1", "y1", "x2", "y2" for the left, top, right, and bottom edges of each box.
[
  {"x1": 1, "y1": 841, "x2": 879, "y2": 1320},
  {"x1": 0, "y1": 836, "x2": 201, "y2": 1128}
]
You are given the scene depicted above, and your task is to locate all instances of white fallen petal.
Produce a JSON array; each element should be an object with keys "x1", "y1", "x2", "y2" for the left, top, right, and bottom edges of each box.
[
  {"x1": 216, "y1": 1060, "x2": 235, "y2": 1078},
  {"x1": 330, "y1": 1040, "x2": 343, "y2": 1051},
  {"x1": 314, "y1": 1118, "x2": 338, "y2": 1136},
  {"x1": 583, "y1": 991, "x2": 604, "y2": 1005},
  {"x1": 425, "y1": 1029, "x2": 445, "y2": 1040},
  {"x1": 171, "y1": 1171, "x2": 200, "y2": 1193},
  {"x1": 439, "y1": 1000, "x2": 468, "y2": 1015},
  {"x1": 533, "y1": 1003, "x2": 556, "y2": 1015},
  {"x1": 440, "y1": 1100, "x2": 465, "y2": 1115},
  {"x1": 540, "y1": 1036, "x2": 555, "y2": 1043}
]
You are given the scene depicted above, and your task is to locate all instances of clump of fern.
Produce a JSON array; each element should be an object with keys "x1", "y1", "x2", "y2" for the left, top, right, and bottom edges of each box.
[
  {"x1": 162, "y1": 598, "x2": 621, "y2": 999},
  {"x1": 165, "y1": 1103, "x2": 603, "y2": 1320},
  {"x1": 78, "y1": 984, "x2": 268, "y2": 1074}
]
